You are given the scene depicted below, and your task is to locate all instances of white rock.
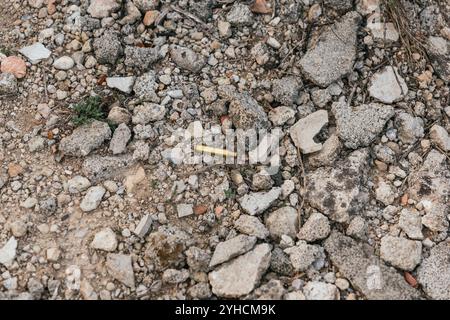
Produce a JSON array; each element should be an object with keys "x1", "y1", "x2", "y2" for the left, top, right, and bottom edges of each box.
[
  {"x1": 367, "y1": 13, "x2": 399, "y2": 42},
  {"x1": 106, "y1": 77, "x2": 135, "y2": 94},
  {"x1": 53, "y1": 56, "x2": 75, "y2": 70},
  {"x1": 67, "y1": 175, "x2": 91, "y2": 194},
  {"x1": 399, "y1": 209, "x2": 423, "y2": 240},
  {"x1": 289, "y1": 110, "x2": 328, "y2": 154},
  {"x1": 234, "y1": 215, "x2": 269, "y2": 239},
  {"x1": 208, "y1": 244, "x2": 272, "y2": 298},
  {"x1": 284, "y1": 241, "x2": 321, "y2": 272},
  {"x1": 297, "y1": 212, "x2": 331, "y2": 242},
  {"x1": 0, "y1": 237, "x2": 17, "y2": 267},
  {"x1": 88, "y1": 0, "x2": 121, "y2": 18},
  {"x1": 91, "y1": 228, "x2": 118, "y2": 252},
  {"x1": 238, "y1": 187, "x2": 281, "y2": 215},
  {"x1": 369, "y1": 66, "x2": 408, "y2": 104},
  {"x1": 303, "y1": 281, "x2": 340, "y2": 300},
  {"x1": 265, "y1": 206, "x2": 299, "y2": 240},
  {"x1": 80, "y1": 186, "x2": 106, "y2": 212},
  {"x1": 106, "y1": 253, "x2": 135, "y2": 288},
  {"x1": 19, "y1": 43, "x2": 51, "y2": 64},
  {"x1": 209, "y1": 235, "x2": 257, "y2": 267}
]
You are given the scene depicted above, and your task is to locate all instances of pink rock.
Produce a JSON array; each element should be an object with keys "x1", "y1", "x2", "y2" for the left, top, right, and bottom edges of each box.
[{"x1": 1, "y1": 56, "x2": 27, "y2": 79}]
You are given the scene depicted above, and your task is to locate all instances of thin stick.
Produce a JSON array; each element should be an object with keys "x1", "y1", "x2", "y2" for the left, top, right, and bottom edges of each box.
[{"x1": 169, "y1": 5, "x2": 210, "y2": 30}]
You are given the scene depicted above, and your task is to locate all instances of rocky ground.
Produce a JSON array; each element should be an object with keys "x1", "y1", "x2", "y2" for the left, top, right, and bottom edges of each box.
[{"x1": 0, "y1": 0, "x2": 449, "y2": 300}]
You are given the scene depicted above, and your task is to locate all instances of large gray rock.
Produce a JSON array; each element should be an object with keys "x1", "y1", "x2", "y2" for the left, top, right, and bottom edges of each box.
[
  {"x1": 208, "y1": 243, "x2": 271, "y2": 298},
  {"x1": 59, "y1": 120, "x2": 111, "y2": 157},
  {"x1": 124, "y1": 46, "x2": 161, "y2": 70},
  {"x1": 299, "y1": 11, "x2": 361, "y2": 87},
  {"x1": 209, "y1": 235, "x2": 257, "y2": 267},
  {"x1": 304, "y1": 149, "x2": 369, "y2": 223},
  {"x1": 332, "y1": 97, "x2": 394, "y2": 149},
  {"x1": 132, "y1": 102, "x2": 166, "y2": 124},
  {"x1": 82, "y1": 154, "x2": 135, "y2": 182},
  {"x1": 324, "y1": 232, "x2": 421, "y2": 300},
  {"x1": 106, "y1": 77, "x2": 135, "y2": 94},
  {"x1": 93, "y1": 31, "x2": 123, "y2": 65},
  {"x1": 238, "y1": 187, "x2": 281, "y2": 216},
  {"x1": 417, "y1": 241, "x2": 450, "y2": 300},
  {"x1": 170, "y1": 45, "x2": 205, "y2": 73},
  {"x1": 265, "y1": 206, "x2": 299, "y2": 240},
  {"x1": 380, "y1": 236, "x2": 422, "y2": 271},
  {"x1": 228, "y1": 92, "x2": 269, "y2": 130},
  {"x1": 106, "y1": 253, "x2": 135, "y2": 288},
  {"x1": 398, "y1": 209, "x2": 423, "y2": 240}
]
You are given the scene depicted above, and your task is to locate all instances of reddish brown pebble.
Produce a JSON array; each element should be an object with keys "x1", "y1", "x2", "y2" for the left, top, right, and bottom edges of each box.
[
  {"x1": 215, "y1": 206, "x2": 224, "y2": 216},
  {"x1": 143, "y1": 10, "x2": 159, "y2": 26},
  {"x1": 404, "y1": 272, "x2": 418, "y2": 287},
  {"x1": 400, "y1": 194, "x2": 408, "y2": 206},
  {"x1": 47, "y1": 0, "x2": 57, "y2": 15},
  {"x1": 1, "y1": 56, "x2": 27, "y2": 79},
  {"x1": 250, "y1": 0, "x2": 272, "y2": 14},
  {"x1": 194, "y1": 205, "x2": 208, "y2": 215}
]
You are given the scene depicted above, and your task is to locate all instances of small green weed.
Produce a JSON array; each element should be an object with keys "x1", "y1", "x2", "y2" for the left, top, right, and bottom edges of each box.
[{"x1": 72, "y1": 96, "x2": 105, "y2": 126}]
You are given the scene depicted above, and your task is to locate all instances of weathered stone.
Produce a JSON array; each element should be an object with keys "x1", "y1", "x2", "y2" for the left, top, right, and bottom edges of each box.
[
  {"x1": 269, "y1": 247, "x2": 294, "y2": 276},
  {"x1": 124, "y1": 46, "x2": 160, "y2": 70},
  {"x1": 290, "y1": 110, "x2": 328, "y2": 154},
  {"x1": 238, "y1": 187, "x2": 281, "y2": 216},
  {"x1": 299, "y1": 11, "x2": 361, "y2": 87},
  {"x1": 398, "y1": 209, "x2": 423, "y2": 240},
  {"x1": 368, "y1": 66, "x2": 408, "y2": 104},
  {"x1": 333, "y1": 98, "x2": 394, "y2": 149},
  {"x1": 107, "y1": 106, "x2": 131, "y2": 124},
  {"x1": 133, "y1": 71, "x2": 159, "y2": 102},
  {"x1": 367, "y1": 13, "x2": 399, "y2": 43},
  {"x1": 304, "y1": 149, "x2": 369, "y2": 223},
  {"x1": 93, "y1": 31, "x2": 123, "y2": 65},
  {"x1": 297, "y1": 212, "x2": 330, "y2": 242},
  {"x1": 234, "y1": 215, "x2": 269, "y2": 239},
  {"x1": 375, "y1": 180, "x2": 395, "y2": 205},
  {"x1": 132, "y1": 103, "x2": 166, "y2": 124},
  {"x1": 208, "y1": 244, "x2": 271, "y2": 298},
  {"x1": 91, "y1": 228, "x2": 118, "y2": 252},
  {"x1": 106, "y1": 77, "x2": 135, "y2": 94},
  {"x1": 162, "y1": 269, "x2": 190, "y2": 284},
  {"x1": 380, "y1": 236, "x2": 422, "y2": 271},
  {"x1": 82, "y1": 154, "x2": 135, "y2": 183},
  {"x1": 427, "y1": 36, "x2": 449, "y2": 82},
  {"x1": 177, "y1": 203, "x2": 194, "y2": 218},
  {"x1": 106, "y1": 253, "x2": 135, "y2": 288},
  {"x1": 303, "y1": 281, "x2": 340, "y2": 300},
  {"x1": 170, "y1": 45, "x2": 205, "y2": 73},
  {"x1": 417, "y1": 241, "x2": 450, "y2": 300},
  {"x1": 133, "y1": 214, "x2": 152, "y2": 238},
  {"x1": 59, "y1": 120, "x2": 111, "y2": 157},
  {"x1": 67, "y1": 175, "x2": 91, "y2": 194},
  {"x1": 265, "y1": 206, "x2": 299, "y2": 240},
  {"x1": 308, "y1": 134, "x2": 341, "y2": 167},
  {"x1": 80, "y1": 186, "x2": 106, "y2": 212},
  {"x1": 324, "y1": 232, "x2": 421, "y2": 299},
  {"x1": 268, "y1": 106, "x2": 296, "y2": 126},
  {"x1": 284, "y1": 241, "x2": 321, "y2": 272},
  {"x1": 209, "y1": 235, "x2": 257, "y2": 267},
  {"x1": 271, "y1": 76, "x2": 302, "y2": 106},
  {"x1": 109, "y1": 123, "x2": 131, "y2": 155}
]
